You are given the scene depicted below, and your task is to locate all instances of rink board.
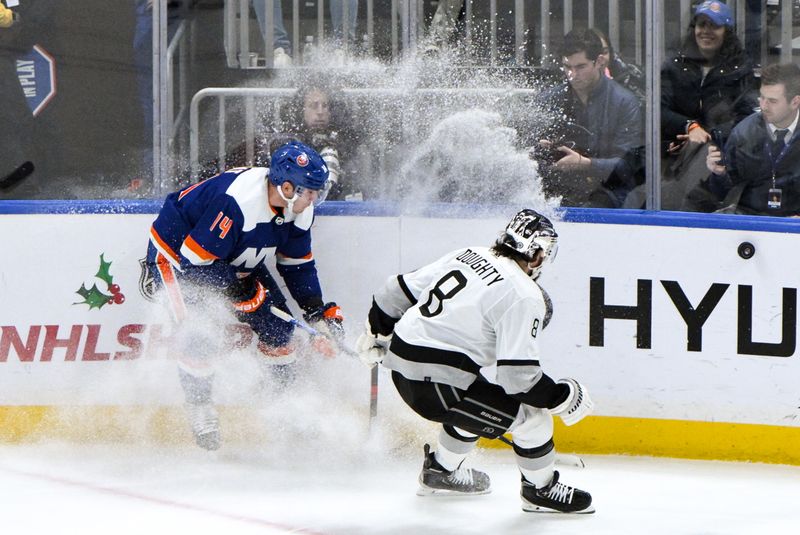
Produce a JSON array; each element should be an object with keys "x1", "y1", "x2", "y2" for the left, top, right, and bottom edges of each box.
[{"x1": 0, "y1": 202, "x2": 799, "y2": 463}]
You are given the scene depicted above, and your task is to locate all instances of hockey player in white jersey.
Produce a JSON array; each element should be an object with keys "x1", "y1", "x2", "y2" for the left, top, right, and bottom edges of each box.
[{"x1": 356, "y1": 209, "x2": 595, "y2": 514}]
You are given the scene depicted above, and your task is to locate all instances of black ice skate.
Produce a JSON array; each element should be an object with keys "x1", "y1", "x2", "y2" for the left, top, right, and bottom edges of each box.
[
  {"x1": 521, "y1": 471, "x2": 594, "y2": 514},
  {"x1": 185, "y1": 402, "x2": 220, "y2": 451},
  {"x1": 416, "y1": 444, "x2": 491, "y2": 496}
]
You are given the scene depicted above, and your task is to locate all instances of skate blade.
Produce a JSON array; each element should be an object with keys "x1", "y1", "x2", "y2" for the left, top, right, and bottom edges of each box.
[
  {"x1": 522, "y1": 502, "x2": 595, "y2": 514},
  {"x1": 417, "y1": 485, "x2": 492, "y2": 497}
]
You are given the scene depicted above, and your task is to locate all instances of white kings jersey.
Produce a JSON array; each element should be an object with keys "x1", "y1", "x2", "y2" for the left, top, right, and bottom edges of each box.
[{"x1": 378, "y1": 246, "x2": 552, "y2": 397}]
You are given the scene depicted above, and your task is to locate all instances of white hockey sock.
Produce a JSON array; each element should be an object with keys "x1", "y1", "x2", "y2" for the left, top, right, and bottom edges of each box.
[
  {"x1": 434, "y1": 426, "x2": 477, "y2": 471},
  {"x1": 520, "y1": 462, "x2": 555, "y2": 488},
  {"x1": 434, "y1": 445, "x2": 468, "y2": 472}
]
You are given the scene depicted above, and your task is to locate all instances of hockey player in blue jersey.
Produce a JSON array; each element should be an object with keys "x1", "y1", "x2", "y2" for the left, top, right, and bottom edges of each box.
[{"x1": 146, "y1": 141, "x2": 344, "y2": 450}]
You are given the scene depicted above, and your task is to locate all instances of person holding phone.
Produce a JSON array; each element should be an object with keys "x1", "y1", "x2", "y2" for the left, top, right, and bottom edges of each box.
[{"x1": 703, "y1": 63, "x2": 800, "y2": 216}]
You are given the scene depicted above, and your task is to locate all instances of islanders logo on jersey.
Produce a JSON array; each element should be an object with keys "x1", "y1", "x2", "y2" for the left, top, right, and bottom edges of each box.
[{"x1": 296, "y1": 153, "x2": 309, "y2": 167}]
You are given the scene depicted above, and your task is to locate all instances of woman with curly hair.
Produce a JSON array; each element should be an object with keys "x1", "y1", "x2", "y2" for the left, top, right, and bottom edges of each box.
[{"x1": 658, "y1": 1, "x2": 758, "y2": 210}]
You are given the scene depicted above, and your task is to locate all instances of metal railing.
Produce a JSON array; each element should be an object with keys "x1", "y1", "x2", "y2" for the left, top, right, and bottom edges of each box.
[
  {"x1": 188, "y1": 86, "x2": 538, "y2": 178},
  {"x1": 225, "y1": 0, "x2": 367, "y2": 68},
  {"x1": 224, "y1": 0, "x2": 535, "y2": 66},
  {"x1": 166, "y1": 20, "x2": 190, "y2": 149}
]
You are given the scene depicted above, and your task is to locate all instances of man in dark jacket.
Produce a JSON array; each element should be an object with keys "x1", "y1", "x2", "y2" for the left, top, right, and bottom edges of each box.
[
  {"x1": 533, "y1": 29, "x2": 642, "y2": 208},
  {"x1": 705, "y1": 63, "x2": 800, "y2": 216}
]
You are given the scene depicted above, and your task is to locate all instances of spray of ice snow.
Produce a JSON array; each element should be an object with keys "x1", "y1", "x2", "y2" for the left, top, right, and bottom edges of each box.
[
  {"x1": 197, "y1": 44, "x2": 561, "y2": 219},
  {"x1": 36, "y1": 45, "x2": 563, "y2": 473}
]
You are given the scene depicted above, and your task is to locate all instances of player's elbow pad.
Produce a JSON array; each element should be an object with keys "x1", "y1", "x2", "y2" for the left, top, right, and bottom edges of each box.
[
  {"x1": 368, "y1": 298, "x2": 398, "y2": 337},
  {"x1": 509, "y1": 373, "x2": 565, "y2": 409}
]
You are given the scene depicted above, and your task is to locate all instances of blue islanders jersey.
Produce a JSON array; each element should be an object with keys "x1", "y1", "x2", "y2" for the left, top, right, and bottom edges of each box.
[{"x1": 149, "y1": 167, "x2": 322, "y2": 305}]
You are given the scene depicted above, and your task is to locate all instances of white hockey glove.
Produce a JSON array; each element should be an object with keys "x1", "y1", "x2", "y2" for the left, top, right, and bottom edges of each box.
[
  {"x1": 549, "y1": 378, "x2": 594, "y2": 426},
  {"x1": 355, "y1": 320, "x2": 391, "y2": 368}
]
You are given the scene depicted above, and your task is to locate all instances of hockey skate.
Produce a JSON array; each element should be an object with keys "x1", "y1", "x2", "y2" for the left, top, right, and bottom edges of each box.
[
  {"x1": 521, "y1": 471, "x2": 594, "y2": 514},
  {"x1": 416, "y1": 444, "x2": 491, "y2": 496},
  {"x1": 185, "y1": 402, "x2": 220, "y2": 451}
]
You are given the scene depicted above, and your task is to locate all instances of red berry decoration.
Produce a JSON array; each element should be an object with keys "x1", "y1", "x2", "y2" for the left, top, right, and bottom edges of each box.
[
  {"x1": 109, "y1": 284, "x2": 121, "y2": 294},
  {"x1": 113, "y1": 293, "x2": 125, "y2": 304}
]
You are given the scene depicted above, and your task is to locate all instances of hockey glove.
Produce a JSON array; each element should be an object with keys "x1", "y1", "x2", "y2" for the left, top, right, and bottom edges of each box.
[
  {"x1": 304, "y1": 302, "x2": 345, "y2": 358},
  {"x1": 304, "y1": 302, "x2": 345, "y2": 340},
  {"x1": 549, "y1": 378, "x2": 594, "y2": 426},
  {"x1": 227, "y1": 277, "x2": 268, "y2": 314},
  {"x1": 355, "y1": 320, "x2": 391, "y2": 368}
]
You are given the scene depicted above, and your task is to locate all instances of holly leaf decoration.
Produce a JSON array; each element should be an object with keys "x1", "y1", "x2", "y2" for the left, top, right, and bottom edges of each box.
[
  {"x1": 95, "y1": 253, "x2": 114, "y2": 286},
  {"x1": 74, "y1": 283, "x2": 111, "y2": 309}
]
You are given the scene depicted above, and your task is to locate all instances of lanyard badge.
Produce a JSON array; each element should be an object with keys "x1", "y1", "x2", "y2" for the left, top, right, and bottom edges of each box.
[
  {"x1": 767, "y1": 188, "x2": 782, "y2": 210},
  {"x1": 764, "y1": 132, "x2": 794, "y2": 210}
]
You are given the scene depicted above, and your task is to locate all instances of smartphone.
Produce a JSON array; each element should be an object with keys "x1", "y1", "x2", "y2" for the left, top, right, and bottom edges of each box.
[{"x1": 710, "y1": 128, "x2": 726, "y2": 167}]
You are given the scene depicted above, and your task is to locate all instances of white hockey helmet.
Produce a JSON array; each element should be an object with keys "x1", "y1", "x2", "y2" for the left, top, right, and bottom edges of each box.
[{"x1": 501, "y1": 209, "x2": 558, "y2": 278}]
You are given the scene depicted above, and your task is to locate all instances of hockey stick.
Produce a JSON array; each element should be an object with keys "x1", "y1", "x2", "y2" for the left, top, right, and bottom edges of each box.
[
  {"x1": 0, "y1": 161, "x2": 34, "y2": 191},
  {"x1": 496, "y1": 435, "x2": 585, "y2": 468},
  {"x1": 268, "y1": 306, "x2": 378, "y2": 426},
  {"x1": 368, "y1": 364, "x2": 378, "y2": 429}
]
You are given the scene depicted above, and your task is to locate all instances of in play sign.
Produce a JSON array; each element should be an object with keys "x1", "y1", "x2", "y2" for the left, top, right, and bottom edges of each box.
[{"x1": 16, "y1": 44, "x2": 57, "y2": 117}]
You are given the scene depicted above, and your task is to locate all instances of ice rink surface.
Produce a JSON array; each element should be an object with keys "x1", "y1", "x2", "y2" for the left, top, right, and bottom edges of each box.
[
  {"x1": 1, "y1": 355, "x2": 797, "y2": 535},
  {"x1": 2, "y1": 441, "x2": 798, "y2": 535}
]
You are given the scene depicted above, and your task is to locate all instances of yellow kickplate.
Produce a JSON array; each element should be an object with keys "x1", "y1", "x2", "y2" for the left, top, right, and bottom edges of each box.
[{"x1": 479, "y1": 415, "x2": 800, "y2": 465}]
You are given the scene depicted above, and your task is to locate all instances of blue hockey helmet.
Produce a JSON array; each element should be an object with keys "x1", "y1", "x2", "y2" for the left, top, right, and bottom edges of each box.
[{"x1": 268, "y1": 141, "x2": 330, "y2": 205}]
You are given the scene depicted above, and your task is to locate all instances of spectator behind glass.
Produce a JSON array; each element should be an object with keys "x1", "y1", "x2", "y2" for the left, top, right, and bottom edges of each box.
[
  {"x1": 252, "y1": 0, "x2": 359, "y2": 67},
  {"x1": 589, "y1": 28, "x2": 645, "y2": 102},
  {"x1": 657, "y1": 0, "x2": 757, "y2": 210},
  {"x1": 329, "y1": 0, "x2": 359, "y2": 50},
  {"x1": 279, "y1": 82, "x2": 359, "y2": 200},
  {"x1": 662, "y1": 1, "x2": 756, "y2": 151},
  {"x1": 699, "y1": 63, "x2": 800, "y2": 216},
  {"x1": 532, "y1": 29, "x2": 643, "y2": 208},
  {"x1": 199, "y1": 79, "x2": 363, "y2": 200},
  {"x1": 251, "y1": 0, "x2": 292, "y2": 67}
]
